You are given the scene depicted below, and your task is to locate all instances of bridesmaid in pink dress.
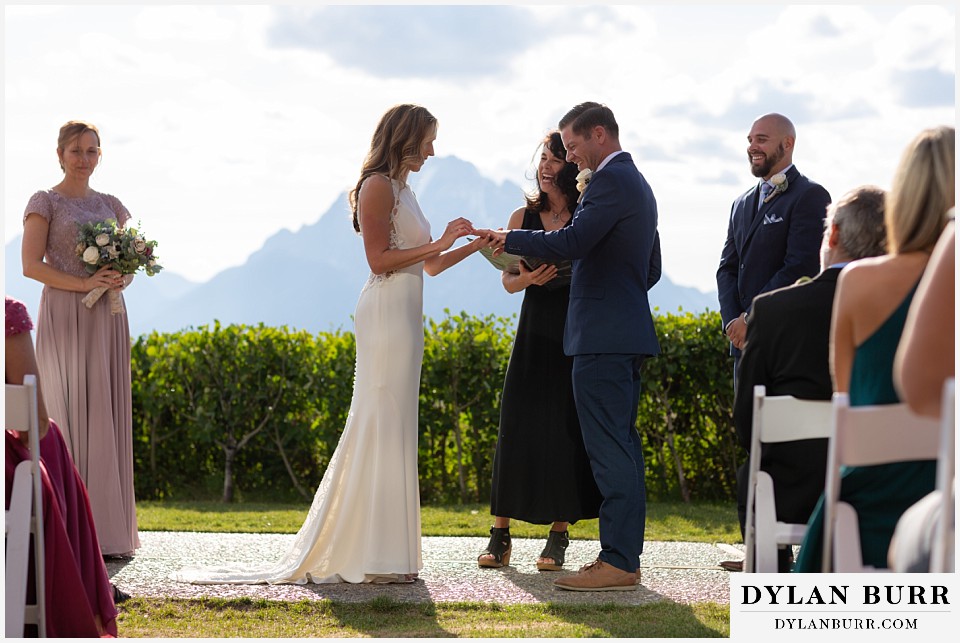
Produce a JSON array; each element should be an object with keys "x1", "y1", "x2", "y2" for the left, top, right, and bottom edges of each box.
[
  {"x1": 5, "y1": 295, "x2": 119, "y2": 637},
  {"x1": 21, "y1": 120, "x2": 140, "y2": 557}
]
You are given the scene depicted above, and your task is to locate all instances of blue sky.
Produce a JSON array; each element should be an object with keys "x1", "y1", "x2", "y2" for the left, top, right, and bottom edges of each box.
[{"x1": 3, "y1": 3, "x2": 955, "y2": 292}]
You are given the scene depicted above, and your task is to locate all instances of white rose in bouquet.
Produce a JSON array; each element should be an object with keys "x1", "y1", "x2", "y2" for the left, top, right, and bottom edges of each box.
[
  {"x1": 95, "y1": 233, "x2": 111, "y2": 246},
  {"x1": 134, "y1": 238, "x2": 147, "y2": 254},
  {"x1": 82, "y1": 246, "x2": 100, "y2": 264}
]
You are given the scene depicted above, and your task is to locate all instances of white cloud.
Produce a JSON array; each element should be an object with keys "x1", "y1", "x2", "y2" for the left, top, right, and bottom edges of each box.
[
  {"x1": 881, "y1": 5, "x2": 956, "y2": 72},
  {"x1": 135, "y1": 5, "x2": 239, "y2": 43},
  {"x1": 265, "y1": 5, "x2": 537, "y2": 79}
]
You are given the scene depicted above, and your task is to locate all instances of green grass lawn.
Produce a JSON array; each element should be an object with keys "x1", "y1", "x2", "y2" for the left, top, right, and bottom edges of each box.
[
  {"x1": 116, "y1": 597, "x2": 729, "y2": 638},
  {"x1": 136, "y1": 500, "x2": 741, "y2": 543}
]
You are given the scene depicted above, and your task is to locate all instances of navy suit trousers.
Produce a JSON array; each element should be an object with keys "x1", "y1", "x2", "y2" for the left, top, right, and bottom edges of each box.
[{"x1": 571, "y1": 353, "x2": 646, "y2": 573}]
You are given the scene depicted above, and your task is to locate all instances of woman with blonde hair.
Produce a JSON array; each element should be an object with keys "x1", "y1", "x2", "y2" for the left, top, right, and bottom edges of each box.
[
  {"x1": 22, "y1": 120, "x2": 140, "y2": 557},
  {"x1": 794, "y1": 125, "x2": 954, "y2": 572},
  {"x1": 178, "y1": 104, "x2": 496, "y2": 585}
]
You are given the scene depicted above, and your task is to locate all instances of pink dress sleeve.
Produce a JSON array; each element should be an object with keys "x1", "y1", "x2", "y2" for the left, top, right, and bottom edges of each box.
[
  {"x1": 24, "y1": 190, "x2": 53, "y2": 224},
  {"x1": 101, "y1": 193, "x2": 131, "y2": 227},
  {"x1": 5, "y1": 296, "x2": 33, "y2": 337}
]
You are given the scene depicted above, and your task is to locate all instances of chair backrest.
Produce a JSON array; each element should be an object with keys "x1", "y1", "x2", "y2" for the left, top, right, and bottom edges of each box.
[
  {"x1": 931, "y1": 378, "x2": 955, "y2": 573},
  {"x1": 935, "y1": 378, "x2": 956, "y2": 498},
  {"x1": 829, "y1": 394, "x2": 941, "y2": 466},
  {"x1": 5, "y1": 374, "x2": 46, "y2": 637},
  {"x1": 752, "y1": 385, "x2": 833, "y2": 445},
  {"x1": 822, "y1": 392, "x2": 941, "y2": 572},
  {"x1": 6, "y1": 376, "x2": 40, "y2": 447}
]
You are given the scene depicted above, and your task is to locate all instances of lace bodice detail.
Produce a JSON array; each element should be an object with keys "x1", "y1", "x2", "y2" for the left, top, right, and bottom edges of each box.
[
  {"x1": 24, "y1": 189, "x2": 131, "y2": 278},
  {"x1": 363, "y1": 178, "x2": 431, "y2": 287},
  {"x1": 5, "y1": 296, "x2": 33, "y2": 337}
]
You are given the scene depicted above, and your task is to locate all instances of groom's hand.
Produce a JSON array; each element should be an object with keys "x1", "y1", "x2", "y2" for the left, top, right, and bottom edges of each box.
[{"x1": 473, "y1": 228, "x2": 507, "y2": 254}]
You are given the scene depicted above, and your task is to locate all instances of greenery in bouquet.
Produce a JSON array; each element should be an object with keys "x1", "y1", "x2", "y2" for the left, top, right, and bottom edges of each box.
[{"x1": 76, "y1": 218, "x2": 163, "y2": 277}]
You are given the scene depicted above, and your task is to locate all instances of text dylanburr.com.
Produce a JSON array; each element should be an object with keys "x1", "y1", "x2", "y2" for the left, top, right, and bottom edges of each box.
[{"x1": 730, "y1": 574, "x2": 958, "y2": 639}]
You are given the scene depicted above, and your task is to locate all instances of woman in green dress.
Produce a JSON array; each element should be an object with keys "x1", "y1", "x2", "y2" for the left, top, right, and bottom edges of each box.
[{"x1": 794, "y1": 125, "x2": 954, "y2": 572}]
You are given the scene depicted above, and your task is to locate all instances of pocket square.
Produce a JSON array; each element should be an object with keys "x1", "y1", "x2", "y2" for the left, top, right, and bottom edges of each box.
[{"x1": 762, "y1": 213, "x2": 784, "y2": 225}]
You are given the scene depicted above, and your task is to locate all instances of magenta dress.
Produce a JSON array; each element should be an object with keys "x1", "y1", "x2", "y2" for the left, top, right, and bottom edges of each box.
[
  {"x1": 5, "y1": 296, "x2": 118, "y2": 637},
  {"x1": 24, "y1": 190, "x2": 140, "y2": 556}
]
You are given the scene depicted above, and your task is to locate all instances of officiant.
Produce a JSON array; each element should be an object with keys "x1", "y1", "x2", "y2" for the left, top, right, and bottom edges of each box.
[{"x1": 478, "y1": 130, "x2": 603, "y2": 572}]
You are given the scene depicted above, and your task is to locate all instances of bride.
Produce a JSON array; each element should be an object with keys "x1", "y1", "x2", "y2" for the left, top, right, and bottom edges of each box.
[{"x1": 178, "y1": 104, "x2": 496, "y2": 584}]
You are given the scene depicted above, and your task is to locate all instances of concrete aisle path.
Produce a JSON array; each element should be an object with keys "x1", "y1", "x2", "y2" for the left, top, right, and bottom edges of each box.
[{"x1": 106, "y1": 532, "x2": 740, "y2": 606}]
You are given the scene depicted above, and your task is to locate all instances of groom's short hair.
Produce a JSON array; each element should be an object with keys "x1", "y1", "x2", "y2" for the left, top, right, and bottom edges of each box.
[{"x1": 559, "y1": 102, "x2": 619, "y2": 140}]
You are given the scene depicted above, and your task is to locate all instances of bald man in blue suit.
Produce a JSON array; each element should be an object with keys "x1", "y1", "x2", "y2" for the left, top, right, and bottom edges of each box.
[
  {"x1": 486, "y1": 102, "x2": 661, "y2": 591},
  {"x1": 717, "y1": 114, "x2": 831, "y2": 367}
]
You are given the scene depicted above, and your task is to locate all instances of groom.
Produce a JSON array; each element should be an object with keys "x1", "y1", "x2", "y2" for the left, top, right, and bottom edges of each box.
[{"x1": 486, "y1": 102, "x2": 661, "y2": 591}]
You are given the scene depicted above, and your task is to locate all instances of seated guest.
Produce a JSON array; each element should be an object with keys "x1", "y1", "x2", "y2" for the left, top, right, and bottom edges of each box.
[
  {"x1": 6, "y1": 295, "x2": 119, "y2": 637},
  {"x1": 888, "y1": 216, "x2": 955, "y2": 572},
  {"x1": 720, "y1": 186, "x2": 888, "y2": 572},
  {"x1": 893, "y1": 215, "x2": 955, "y2": 418},
  {"x1": 793, "y1": 125, "x2": 954, "y2": 573}
]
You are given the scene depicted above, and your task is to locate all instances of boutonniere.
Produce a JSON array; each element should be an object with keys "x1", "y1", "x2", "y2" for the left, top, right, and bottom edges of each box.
[
  {"x1": 576, "y1": 169, "x2": 592, "y2": 203},
  {"x1": 764, "y1": 173, "x2": 789, "y2": 203}
]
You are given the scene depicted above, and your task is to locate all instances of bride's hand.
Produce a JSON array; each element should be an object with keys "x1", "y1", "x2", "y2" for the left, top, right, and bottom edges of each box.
[
  {"x1": 438, "y1": 217, "x2": 475, "y2": 251},
  {"x1": 467, "y1": 233, "x2": 499, "y2": 251}
]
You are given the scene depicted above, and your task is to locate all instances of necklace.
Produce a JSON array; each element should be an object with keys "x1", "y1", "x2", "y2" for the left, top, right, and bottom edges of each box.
[{"x1": 546, "y1": 208, "x2": 567, "y2": 224}]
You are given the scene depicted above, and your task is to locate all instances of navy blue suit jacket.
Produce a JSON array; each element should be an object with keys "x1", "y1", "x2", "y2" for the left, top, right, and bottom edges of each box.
[
  {"x1": 716, "y1": 165, "x2": 830, "y2": 335},
  {"x1": 504, "y1": 152, "x2": 661, "y2": 357}
]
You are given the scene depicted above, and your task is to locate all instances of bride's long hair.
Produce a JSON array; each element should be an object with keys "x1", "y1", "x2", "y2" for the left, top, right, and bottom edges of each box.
[{"x1": 350, "y1": 104, "x2": 438, "y2": 233}]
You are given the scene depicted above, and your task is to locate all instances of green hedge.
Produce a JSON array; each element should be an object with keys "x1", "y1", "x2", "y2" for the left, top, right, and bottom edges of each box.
[{"x1": 130, "y1": 309, "x2": 736, "y2": 503}]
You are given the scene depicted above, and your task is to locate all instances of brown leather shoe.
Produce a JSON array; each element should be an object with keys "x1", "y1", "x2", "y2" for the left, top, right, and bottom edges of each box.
[
  {"x1": 554, "y1": 559, "x2": 637, "y2": 592},
  {"x1": 719, "y1": 560, "x2": 743, "y2": 572}
]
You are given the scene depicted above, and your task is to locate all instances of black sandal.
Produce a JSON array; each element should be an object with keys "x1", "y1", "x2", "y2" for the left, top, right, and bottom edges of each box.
[
  {"x1": 478, "y1": 526, "x2": 512, "y2": 568},
  {"x1": 112, "y1": 583, "x2": 131, "y2": 604},
  {"x1": 536, "y1": 530, "x2": 569, "y2": 571}
]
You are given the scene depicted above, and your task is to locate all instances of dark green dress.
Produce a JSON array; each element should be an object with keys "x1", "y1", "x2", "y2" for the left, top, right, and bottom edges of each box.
[{"x1": 793, "y1": 284, "x2": 936, "y2": 572}]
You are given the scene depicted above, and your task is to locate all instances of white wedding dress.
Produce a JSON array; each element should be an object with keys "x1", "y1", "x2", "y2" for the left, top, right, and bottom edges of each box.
[{"x1": 176, "y1": 178, "x2": 429, "y2": 584}]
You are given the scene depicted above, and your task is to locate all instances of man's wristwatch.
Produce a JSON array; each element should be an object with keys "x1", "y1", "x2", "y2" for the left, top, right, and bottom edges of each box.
[{"x1": 741, "y1": 311, "x2": 749, "y2": 327}]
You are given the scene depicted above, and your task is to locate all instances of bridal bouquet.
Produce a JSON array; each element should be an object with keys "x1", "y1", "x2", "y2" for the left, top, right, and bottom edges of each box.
[{"x1": 76, "y1": 218, "x2": 163, "y2": 313}]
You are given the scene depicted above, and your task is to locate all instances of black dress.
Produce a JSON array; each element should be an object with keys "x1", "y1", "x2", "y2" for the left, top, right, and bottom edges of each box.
[{"x1": 489, "y1": 208, "x2": 602, "y2": 524}]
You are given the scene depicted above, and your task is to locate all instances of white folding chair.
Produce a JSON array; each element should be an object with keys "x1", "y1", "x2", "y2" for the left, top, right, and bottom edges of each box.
[
  {"x1": 743, "y1": 385, "x2": 832, "y2": 572},
  {"x1": 930, "y1": 378, "x2": 955, "y2": 573},
  {"x1": 822, "y1": 392, "x2": 941, "y2": 573},
  {"x1": 5, "y1": 374, "x2": 47, "y2": 637}
]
